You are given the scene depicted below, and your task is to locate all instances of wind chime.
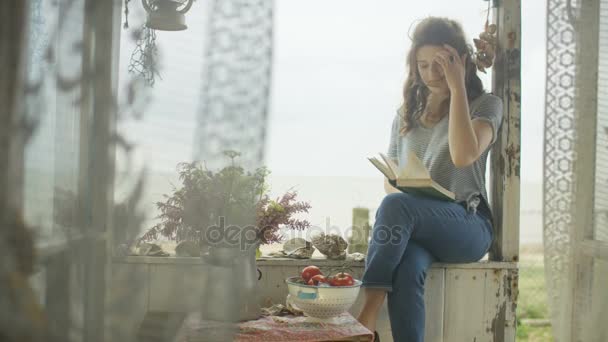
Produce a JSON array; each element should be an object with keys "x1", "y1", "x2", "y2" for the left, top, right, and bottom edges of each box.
[
  {"x1": 123, "y1": 0, "x2": 196, "y2": 86},
  {"x1": 141, "y1": 0, "x2": 195, "y2": 31}
]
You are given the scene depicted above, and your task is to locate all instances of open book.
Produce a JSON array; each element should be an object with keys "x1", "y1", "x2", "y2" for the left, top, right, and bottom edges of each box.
[{"x1": 368, "y1": 152, "x2": 456, "y2": 201}]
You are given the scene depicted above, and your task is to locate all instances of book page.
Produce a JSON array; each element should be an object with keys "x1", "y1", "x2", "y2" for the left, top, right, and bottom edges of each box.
[
  {"x1": 368, "y1": 157, "x2": 396, "y2": 180},
  {"x1": 399, "y1": 152, "x2": 431, "y2": 179},
  {"x1": 379, "y1": 153, "x2": 400, "y2": 179}
]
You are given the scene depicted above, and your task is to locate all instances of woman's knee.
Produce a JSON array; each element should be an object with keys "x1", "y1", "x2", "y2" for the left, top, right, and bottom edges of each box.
[
  {"x1": 381, "y1": 192, "x2": 409, "y2": 207},
  {"x1": 378, "y1": 192, "x2": 416, "y2": 216}
]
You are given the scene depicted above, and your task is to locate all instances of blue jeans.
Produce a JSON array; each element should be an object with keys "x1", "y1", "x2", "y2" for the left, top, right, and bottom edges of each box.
[{"x1": 361, "y1": 193, "x2": 493, "y2": 342}]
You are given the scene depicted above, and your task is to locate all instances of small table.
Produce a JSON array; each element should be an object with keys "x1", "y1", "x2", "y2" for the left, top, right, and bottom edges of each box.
[{"x1": 140, "y1": 311, "x2": 373, "y2": 342}]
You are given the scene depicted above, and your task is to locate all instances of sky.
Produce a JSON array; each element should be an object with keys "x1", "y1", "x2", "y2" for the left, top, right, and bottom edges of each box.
[{"x1": 115, "y1": 0, "x2": 547, "y2": 183}]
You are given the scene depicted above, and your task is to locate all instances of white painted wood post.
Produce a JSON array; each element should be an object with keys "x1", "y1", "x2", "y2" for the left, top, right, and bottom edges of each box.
[
  {"x1": 569, "y1": 0, "x2": 601, "y2": 340},
  {"x1": 490, "y1": 0, "x2": 521, "y2": 263}
]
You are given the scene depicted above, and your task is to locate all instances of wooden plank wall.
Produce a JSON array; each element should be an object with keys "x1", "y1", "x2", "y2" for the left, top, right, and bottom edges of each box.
[
  {"x1": 106, "y1": 264, "x2": 150, "y2": 342},
  {"x1": 110, "y1": 259, "x2": 517, "y2": 342}
]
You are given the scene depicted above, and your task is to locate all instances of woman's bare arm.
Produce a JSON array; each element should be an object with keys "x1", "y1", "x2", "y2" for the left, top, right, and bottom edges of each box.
[
  {"x1": 447, "y1": 87, "x2": 494, "y2": 168},
  {"x1": 434, "y1": 45, "x2": 494, "y2": 168}
]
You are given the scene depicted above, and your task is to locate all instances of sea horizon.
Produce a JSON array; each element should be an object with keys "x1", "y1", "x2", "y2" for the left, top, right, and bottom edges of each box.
[{"x1": 112, "y1": 172, "x2": 544, "y2": 246}]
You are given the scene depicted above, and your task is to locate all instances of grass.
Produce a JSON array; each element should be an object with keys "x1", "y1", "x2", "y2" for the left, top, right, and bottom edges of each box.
[
  {"x1": 517, "y1": 325, "x2": 554, "y2": 342},
  {"x1": 516, "y1": 256, "x2": 554, "y2": 341}
]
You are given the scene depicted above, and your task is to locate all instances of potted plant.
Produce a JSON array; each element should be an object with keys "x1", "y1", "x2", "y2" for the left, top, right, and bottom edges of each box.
[
  {"x1": 139, "y1": 151, "x2": 312, "y2": 253},
  {"x1": 138, "y1": 151, "x2": 311, "y2": 320}
]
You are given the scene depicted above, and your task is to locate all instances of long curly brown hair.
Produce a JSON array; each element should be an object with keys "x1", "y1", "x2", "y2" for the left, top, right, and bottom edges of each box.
[{"x1": 400, "y1": 17, "x2": 485, "y2": 135}]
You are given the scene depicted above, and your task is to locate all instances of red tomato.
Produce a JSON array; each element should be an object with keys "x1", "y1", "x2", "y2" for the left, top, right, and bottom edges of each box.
[
  {"x1": 330, "y1": 272, "x2": 354, "y2": 286},
  {"x1": 301, "y1": 265, "x2": 322, "y2": 283},
  {"x1": 307, "y1": 274, "x2": 328, "y2": 286}
]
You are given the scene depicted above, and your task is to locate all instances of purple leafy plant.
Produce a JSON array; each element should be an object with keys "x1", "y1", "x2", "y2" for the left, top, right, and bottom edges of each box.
[{"x1": 140, "y1": 153, "x2": 311, "y2": 246}]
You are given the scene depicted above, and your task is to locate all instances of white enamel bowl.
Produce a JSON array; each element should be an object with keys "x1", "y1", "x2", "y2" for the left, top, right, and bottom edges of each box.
[{"x1": 285, "y1": 276, "x2": 362, "y2": 321}]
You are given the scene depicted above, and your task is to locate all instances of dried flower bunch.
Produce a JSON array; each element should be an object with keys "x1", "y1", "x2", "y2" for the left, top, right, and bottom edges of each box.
[
  {"x1": 256, "y1": 191, "x2": 312, "y2": 244},
  {"x1": 473, "y1": 21, "x2": 497, "y2": 73},
  {"x1": 140, "y1": 151, "x2": 311, "y2": 246}
]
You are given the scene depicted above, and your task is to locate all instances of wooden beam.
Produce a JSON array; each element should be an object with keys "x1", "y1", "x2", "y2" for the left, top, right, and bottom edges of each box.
[
  {"x1": 81, "y1": 0, "x2": 122, "y2": 341},
  {"x1": 0, "y1": 0, "x2": 27, "y2": 220},
  {"x1": 570, "y1": 0, "x2": 601, "y2": 340},
  {"x1": 490, "y1": 0, "x2": 522, "y2": 262}
]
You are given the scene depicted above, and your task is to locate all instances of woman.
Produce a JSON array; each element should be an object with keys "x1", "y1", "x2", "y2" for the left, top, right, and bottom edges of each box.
[{"x1": 356, "y1": 17, "x2": 503, "y2": 342}]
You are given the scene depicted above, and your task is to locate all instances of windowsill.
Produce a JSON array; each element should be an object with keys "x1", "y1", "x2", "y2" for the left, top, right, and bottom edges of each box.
[
  {"x1": 111, "y1": 255, "x2": 363, "y2": 265},
  {"x1": 36, "y1": 232, "x2": 90, "y2": 262},
  {"x1": 111, "y1": 255, "x2": 516, "y2": 269}
]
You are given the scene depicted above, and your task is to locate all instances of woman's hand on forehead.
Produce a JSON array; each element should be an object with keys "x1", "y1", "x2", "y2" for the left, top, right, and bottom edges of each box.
[{"x1": 433, "y1": 44, "x2": 467, "y2": 92}]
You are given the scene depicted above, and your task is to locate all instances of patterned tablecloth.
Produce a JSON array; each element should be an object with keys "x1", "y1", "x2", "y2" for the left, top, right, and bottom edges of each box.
[{"x1": 174, "y1": 312, "x2": 374, "y2": 342}]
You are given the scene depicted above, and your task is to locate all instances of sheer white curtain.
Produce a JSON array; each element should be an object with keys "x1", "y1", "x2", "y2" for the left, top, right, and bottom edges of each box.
[
  {"x1": 544, "y1": 0, "x2": 578, "y2": 338},
  {"x1": 544, "y1": 0, "x2": 608, "y2": 340},
  {"x1": 0, "y1": 1, "x2": 41, "y2": 341},
  {"x1": 1, "y1": 0, "x2": 275, "y2": 341}
]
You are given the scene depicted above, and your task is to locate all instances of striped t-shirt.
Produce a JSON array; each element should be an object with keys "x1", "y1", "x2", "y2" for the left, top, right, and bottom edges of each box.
[{"x1": 387, "y1": 93, "x2": 503, "y2": 215}]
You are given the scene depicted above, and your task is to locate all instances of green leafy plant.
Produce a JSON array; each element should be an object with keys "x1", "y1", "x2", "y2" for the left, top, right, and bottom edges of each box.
[{"x1": 140, "y1": 151, "x2": 311, "y2": 246}]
